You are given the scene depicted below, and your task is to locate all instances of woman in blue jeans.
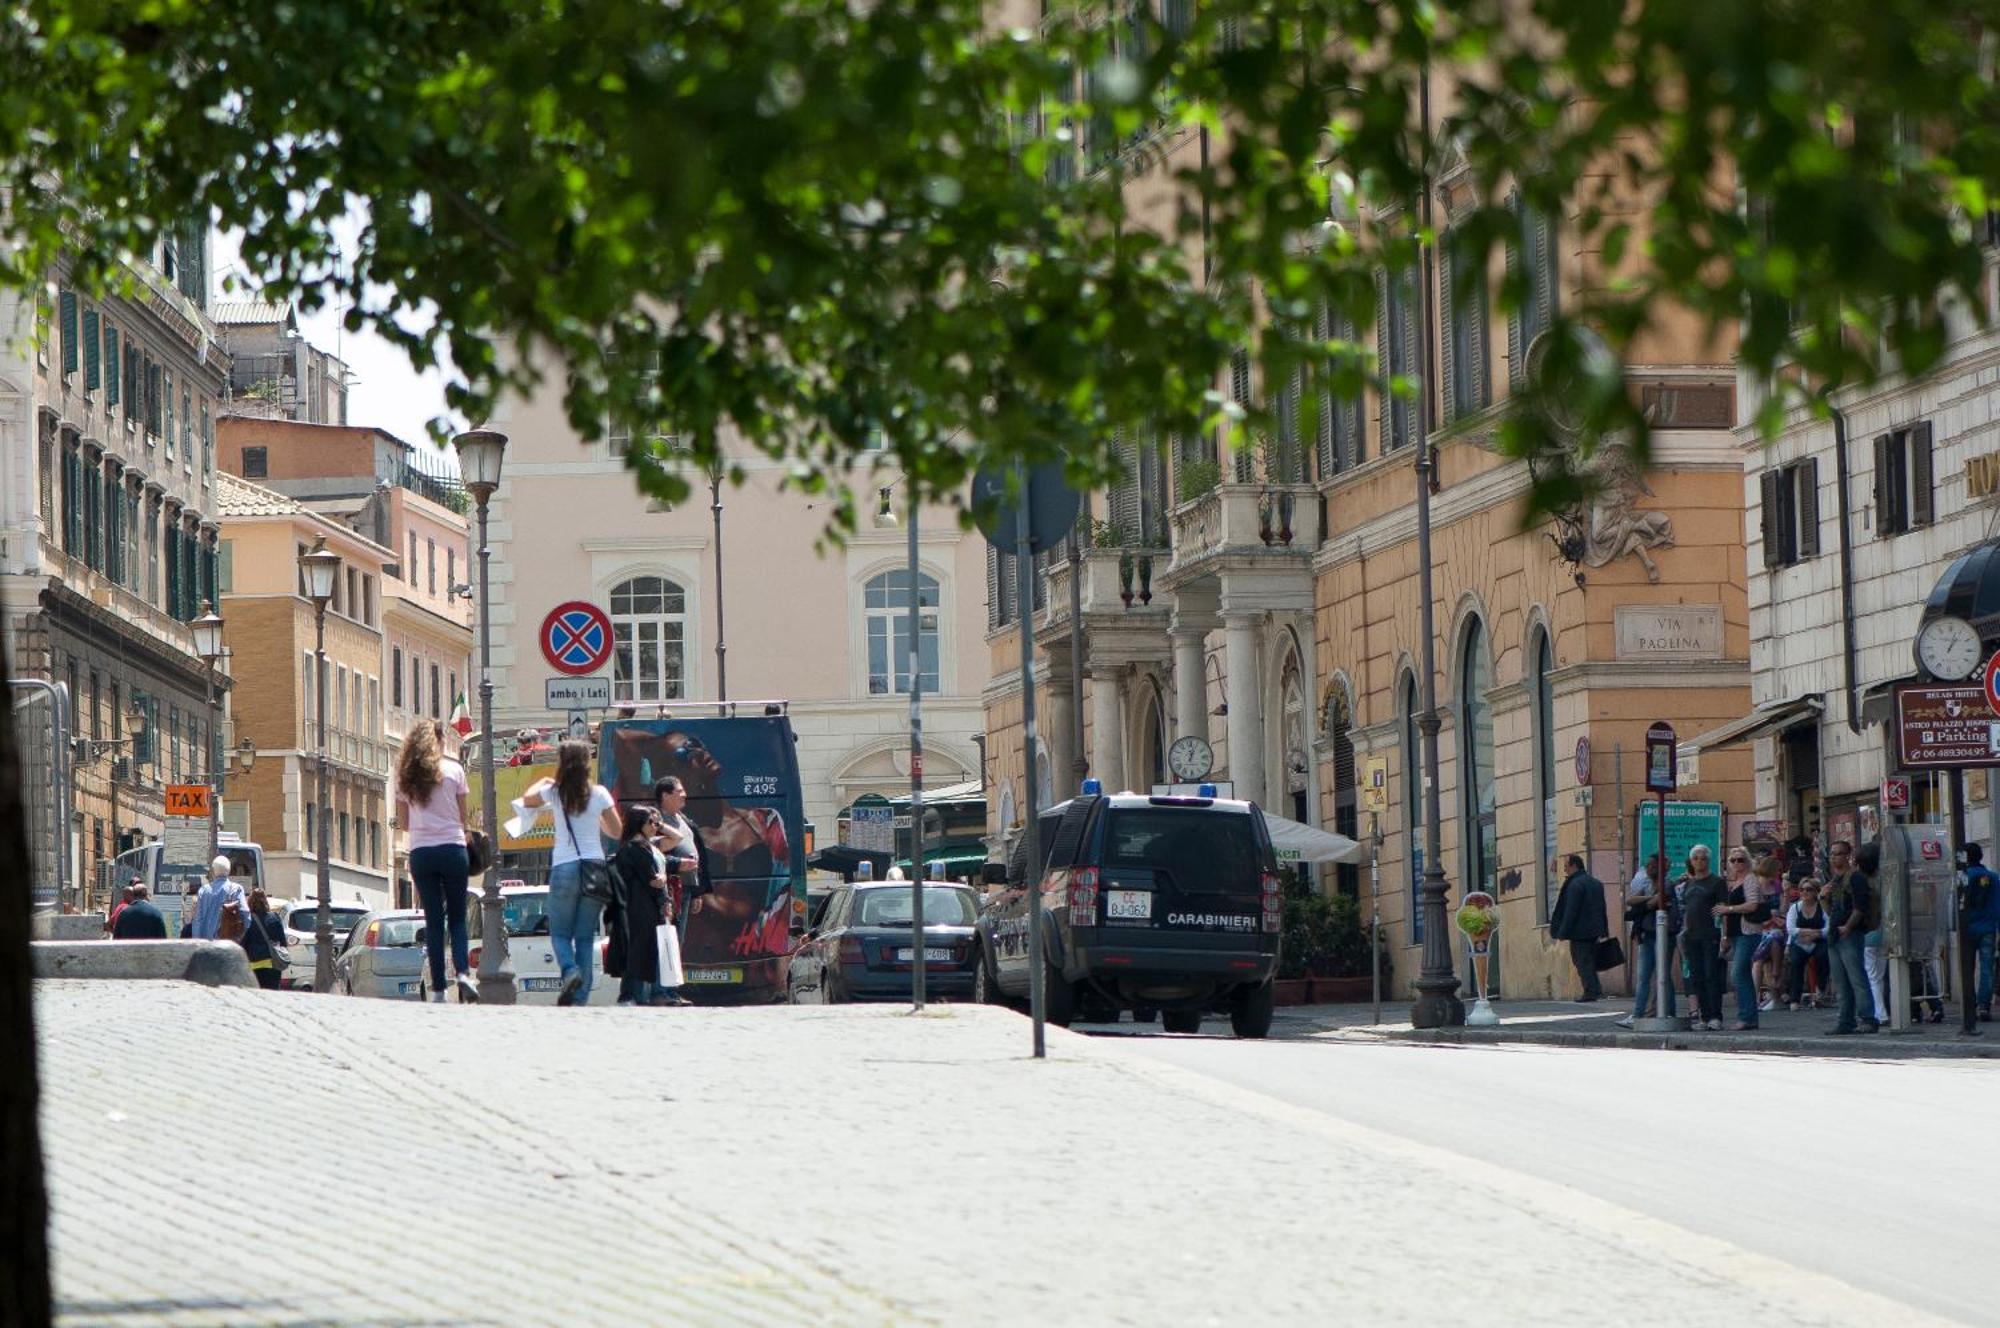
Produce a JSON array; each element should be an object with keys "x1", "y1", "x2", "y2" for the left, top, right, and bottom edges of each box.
[
  {"x1": 522, "y1": 740, "x2": 621, "y2": 1006},
  {"x1": 395, "y1": 721, "x2": 477, "y2": 1004}
]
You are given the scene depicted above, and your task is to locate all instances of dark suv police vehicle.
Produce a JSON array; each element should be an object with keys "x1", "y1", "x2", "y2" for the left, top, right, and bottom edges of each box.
[{"x1": 972, "y1": 787, "x2": 1281, "y2": 1038}]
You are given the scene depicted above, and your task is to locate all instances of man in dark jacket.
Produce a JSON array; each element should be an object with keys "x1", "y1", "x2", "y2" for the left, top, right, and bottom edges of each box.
[
  {"x1": 1550, "y1": 854, "x2": 1608, "y2": 1002},
  {"x1": 1962, "y1": 842, "x2": 2000, "y2": 1021},
  {"x1": 110, "y1": 884, "x2": 168, "y2": 940},
  {"x1": 1824, "y1": 839, "x2": 1877, "y2": 1035}
]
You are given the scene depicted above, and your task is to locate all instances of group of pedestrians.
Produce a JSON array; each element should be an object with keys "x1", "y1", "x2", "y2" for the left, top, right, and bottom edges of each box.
[{"x1": 1604, "y1": 836, "x2": 2000, "y2": 1034}]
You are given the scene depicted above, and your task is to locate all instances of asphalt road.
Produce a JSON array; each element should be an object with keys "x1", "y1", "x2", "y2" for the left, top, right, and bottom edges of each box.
[{"x1": 1106, "y1": 1031, "x2": 1998, "y2": 1324}]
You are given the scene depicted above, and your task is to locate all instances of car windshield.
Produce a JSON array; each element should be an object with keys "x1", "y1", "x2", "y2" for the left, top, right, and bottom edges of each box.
[
  {"x1": 500, "y1": 893, "x2": 550, "y2": 937},
  {"x1": 1103, "y1": 810, "x2": 1263, "y2": 887},
  {"x1": 289, "y1": 907, "x2": 368, "y2": 936},
  {"x1": 854, "y1": 887, "x2": 975, "y2": 927},
  {"x1": 376, "y1": 917, "x2": 423, "y2": 947}
]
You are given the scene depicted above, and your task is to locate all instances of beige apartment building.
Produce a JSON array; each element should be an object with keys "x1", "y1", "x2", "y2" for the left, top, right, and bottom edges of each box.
[
  {"x1": 978, "y1": 20, "x2": 1755, "y2": 1002},
  {"x1": 0, "y1": 230, "x2": 230, "y2": 908},
  {"x1": 217, "y1": 472, "x2": 394, "y2": 908},
  {"x1": 214, "y1": 414, "x2": 474, "y2": 907},
  {"x1": 481, "y1": 348, "x2": 990, "y2": 842}
]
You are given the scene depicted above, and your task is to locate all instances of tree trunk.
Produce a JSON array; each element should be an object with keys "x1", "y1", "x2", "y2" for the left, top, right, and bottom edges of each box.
[{"x1": 0, "y1": 629, "x2": 53, "y2": 1326}]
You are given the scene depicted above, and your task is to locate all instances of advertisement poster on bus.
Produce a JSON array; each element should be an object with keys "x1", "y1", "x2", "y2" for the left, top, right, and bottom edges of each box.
[{"x1": 597, "y1": 717, "x2": 807, "y2": 1003}]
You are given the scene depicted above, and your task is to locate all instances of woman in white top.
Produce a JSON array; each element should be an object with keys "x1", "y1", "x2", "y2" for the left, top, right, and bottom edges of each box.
[
  {"x1": 394, "y1": 720, "x2": 474, "y2": 1004},
  {"x1": 522, "y1": 740, "x2": 621, "y2": 1006}
]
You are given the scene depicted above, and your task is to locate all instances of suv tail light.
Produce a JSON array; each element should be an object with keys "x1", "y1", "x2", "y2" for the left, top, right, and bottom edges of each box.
[
  {"x1": 1067, "y1": 867, "x2": 1100, "y2": 918},
  {"x1": 1261, "y1": 871, "x2": 1282, "y2": 934}
]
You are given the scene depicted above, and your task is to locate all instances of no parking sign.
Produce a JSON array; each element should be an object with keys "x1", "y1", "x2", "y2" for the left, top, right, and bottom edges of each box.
[{"x1": 541, "y1": 601, "x2": 614, "y2": 676}]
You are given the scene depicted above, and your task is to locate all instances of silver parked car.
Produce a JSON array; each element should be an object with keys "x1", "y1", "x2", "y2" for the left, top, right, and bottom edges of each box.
[
  {"x1": 279, "y1": 899, "x2": 373, "y2": 992},
  {"x1": 332, "y1": 909, "x2": 428, "y2": 1000}
]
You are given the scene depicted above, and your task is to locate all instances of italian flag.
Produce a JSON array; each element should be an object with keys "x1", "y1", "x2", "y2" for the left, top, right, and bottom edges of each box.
[{"x1": 451, "y1": 689, "x2": 473, "y2": 736}]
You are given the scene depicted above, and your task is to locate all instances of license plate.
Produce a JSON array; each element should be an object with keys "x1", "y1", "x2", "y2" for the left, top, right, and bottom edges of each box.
[
  {"x1": 684, "y1": 967, "x2": 743, "y2": 984},
  {"x1": 522, "y1": 977, "x2": 563, "y2": 992},
  {"x1": 397, "y1": 981, "x2": 420, "y2": 995},
  {"x1": 896, "y1": 948, "x2": 954, "y2": 962},
  {"x1": 1107, "y1": 890, "x2": 1152, "y2": 920}
]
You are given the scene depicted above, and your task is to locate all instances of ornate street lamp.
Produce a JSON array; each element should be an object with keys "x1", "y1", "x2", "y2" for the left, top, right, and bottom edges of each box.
[
  {"x1": 298, "y1": 537, "x2": 341, "y2": 993},
  {"x1": 454, "y1": 427, "x2": 516, "y2": 1003},
  {"x1": 190, "y1": 601, "x2": 225, "y2": 857}
]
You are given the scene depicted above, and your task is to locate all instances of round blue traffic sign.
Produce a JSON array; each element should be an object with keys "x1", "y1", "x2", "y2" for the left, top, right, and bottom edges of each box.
[{"x1": 541, "y1": 601, "x2": 614, "y2": 676}]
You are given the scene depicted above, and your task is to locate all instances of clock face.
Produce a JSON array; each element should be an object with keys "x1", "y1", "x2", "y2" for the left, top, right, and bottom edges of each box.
[
  {"x1": 1917, "y1": 616, "x2": 1984, "y2": 681},
  {"x1": 1168, "y1": 736, "x2": 1214, "y2": 781}
]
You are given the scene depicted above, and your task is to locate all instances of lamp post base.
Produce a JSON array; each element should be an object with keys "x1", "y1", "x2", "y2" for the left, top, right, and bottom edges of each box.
[
  {"x1": 475, "y1": 885, "x2": 517, "y2": 1005},
  {"x1": 1411, "y1": 986, "x2": 1465, "y2": 1029}
]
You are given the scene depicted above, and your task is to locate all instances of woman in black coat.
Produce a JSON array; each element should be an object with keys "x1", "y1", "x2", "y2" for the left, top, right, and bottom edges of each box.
[{"x1": 611, "y1": 805, "x2": 673, "y2": 1005}]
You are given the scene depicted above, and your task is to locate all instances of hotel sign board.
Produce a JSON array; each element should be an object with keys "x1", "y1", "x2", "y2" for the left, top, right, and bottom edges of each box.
[{"x1": 1893, "y1": 683, "x2": 2000, "y2": 770}]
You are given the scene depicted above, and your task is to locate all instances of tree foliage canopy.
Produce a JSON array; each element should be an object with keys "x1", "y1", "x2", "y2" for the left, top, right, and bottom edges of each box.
[{"x1": 3, "y1": 0, "x2": 1995, "y2": 522}]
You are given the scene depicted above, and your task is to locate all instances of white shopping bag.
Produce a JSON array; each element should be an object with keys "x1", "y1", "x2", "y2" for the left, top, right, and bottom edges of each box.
[{"x1": 656, "y1": 922, "x2": 685, "y2": 990}]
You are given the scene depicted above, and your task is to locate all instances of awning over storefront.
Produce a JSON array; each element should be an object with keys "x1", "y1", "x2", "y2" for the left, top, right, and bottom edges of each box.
[
  {"x1": 887, "y1": 780, "x2": 985, "y2": 806},
  {"x1": 1262, "y1": 814, "x2": 1369, "y2": 865},
  {"x1": 1683, "y1": 695, "x2": 1824, "y2": 755}
]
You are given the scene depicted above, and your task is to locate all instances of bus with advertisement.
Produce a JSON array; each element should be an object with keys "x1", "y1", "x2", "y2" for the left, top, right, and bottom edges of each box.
[
  {"x1": 596, "y1": 707, "x2": 808, "y2": 1003},
  {"x1": 108, "y1": 833, "x2": 267, "y2": 937}
]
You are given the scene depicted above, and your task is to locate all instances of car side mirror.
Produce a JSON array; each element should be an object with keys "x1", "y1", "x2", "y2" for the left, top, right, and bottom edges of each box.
[{"x1": 980, "y1": 862, "x2": 1008, "y2": 886}]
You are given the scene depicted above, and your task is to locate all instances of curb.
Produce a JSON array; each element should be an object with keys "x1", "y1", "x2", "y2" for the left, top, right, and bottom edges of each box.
[
  {"x1": 1340, "y1": 1025, "x2": 2000, "y2": 1059},
  {"x1": 32, "y1": 940, "x2": 257, "y2": 989}
]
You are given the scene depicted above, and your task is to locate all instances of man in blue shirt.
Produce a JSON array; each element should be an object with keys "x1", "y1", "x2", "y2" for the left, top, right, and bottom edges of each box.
[
  {"x1": 1963, "y1": 843, "x2": 2000, "y2": 1022},
  {"x1": 190, "y1": 856, "x2": 248, "y2": 940}
]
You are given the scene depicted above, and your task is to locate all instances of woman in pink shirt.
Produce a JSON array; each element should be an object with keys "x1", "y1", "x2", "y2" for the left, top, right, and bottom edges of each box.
[{"x1": 395, "y1": 720, "x2": 475, "y2": 1004}]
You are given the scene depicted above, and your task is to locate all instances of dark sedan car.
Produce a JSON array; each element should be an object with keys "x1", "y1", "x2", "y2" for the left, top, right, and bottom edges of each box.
[{"x1": 788, "y1": 881, "x2": 980, "y2": 1003}]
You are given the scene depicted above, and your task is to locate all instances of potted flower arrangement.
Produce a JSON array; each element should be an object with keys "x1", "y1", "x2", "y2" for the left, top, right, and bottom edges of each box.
[{"x1": 1276, "y1": 870, "x2": 1392, "y2": 1004}]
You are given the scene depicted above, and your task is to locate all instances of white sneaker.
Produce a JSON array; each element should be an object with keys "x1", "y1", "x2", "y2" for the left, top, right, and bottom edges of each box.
[
  {"x1": 429, "y1": 990, "x2": 447, "y2": 1004},
  {"x1": 1759, "y1": 996, "x2": 1776, "y2": 1011},
  {"x1": 1706, "y1": 1019, "x2": 1724, "y2": 1031},
  {"x1": 1614, "y1": 1015, "x2": 1634, "y2": 1029}
]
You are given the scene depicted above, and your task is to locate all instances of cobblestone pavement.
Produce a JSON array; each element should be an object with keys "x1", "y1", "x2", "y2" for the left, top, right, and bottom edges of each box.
[{"x1": 37, "y1": 982, "x2": 1959, "y2": 1326}]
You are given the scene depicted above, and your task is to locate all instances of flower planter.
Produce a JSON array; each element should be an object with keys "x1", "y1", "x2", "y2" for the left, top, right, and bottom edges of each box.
[
  {"x1": 1272, "y1": 978, "x2": 1314, "y2": 1006},
  {"x1": 1309, "y1": 975, "x2": 1373, "y2": 1004}
]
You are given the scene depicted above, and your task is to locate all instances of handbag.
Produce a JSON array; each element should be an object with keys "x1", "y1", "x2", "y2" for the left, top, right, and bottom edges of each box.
[
  {"x1": 261, "y1": 915, "x2": 291, "y2": 972},
  {"x1": 466, "y1": 828, "x2": 493, "y2": 877},
  {"x1": 1593, "y1": 936, "x2": 1626, "y2": 971},
  {"x1": 557, "y1": 795, "x2": 616, "y2": 903},
  {"x1": 656, "y1": 921, "x2": 686, "y2": 989}
]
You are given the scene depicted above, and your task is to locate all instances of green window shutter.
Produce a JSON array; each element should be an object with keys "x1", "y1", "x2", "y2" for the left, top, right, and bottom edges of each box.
[
  {"x1": 82, "y1": 309, "x2": 100, "y2": 390},
  {"x1": 218, "y1": 539, "x2": 234, "y2": 593},
  {"x1": 103, "y1": 326, "x2": 119, "y2": 406},
  {"x1": 58, "y1": 291, "x2": 78, "y2": 375}
]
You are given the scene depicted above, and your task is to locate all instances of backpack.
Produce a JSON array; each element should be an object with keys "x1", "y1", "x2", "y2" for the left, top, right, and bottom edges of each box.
[{"x1": 217, "y1": 898, "x2": 245, "y2": 943}]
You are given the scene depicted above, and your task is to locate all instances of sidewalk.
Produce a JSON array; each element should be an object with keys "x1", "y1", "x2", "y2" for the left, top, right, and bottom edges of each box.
[
  {"x1": 1273, "y1": 996, "x2": 2000, "y2": 1058},
  {"x1": 33, "y1": 980, "x2": 1945, "y2": 1326}
]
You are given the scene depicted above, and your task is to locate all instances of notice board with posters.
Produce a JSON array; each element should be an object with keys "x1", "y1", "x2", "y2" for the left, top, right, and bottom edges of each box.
[{"x1": 1634, "y1": 801, "x2": 1726, "y2": 877}]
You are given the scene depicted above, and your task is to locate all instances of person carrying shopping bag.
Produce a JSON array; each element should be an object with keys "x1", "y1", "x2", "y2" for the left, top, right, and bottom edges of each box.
[
  {"x1": 611, "y1": 804, "x2": 678, "y2": 1006},
  {"x1": 520, "y1": 741, "x2": 622, "y2": 1007}
]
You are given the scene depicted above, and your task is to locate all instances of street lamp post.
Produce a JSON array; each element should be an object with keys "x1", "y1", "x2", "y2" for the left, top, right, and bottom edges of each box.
[
  {"x1": 1410, "y1": 66, "x2": 1464, "y2": 1028},
  {"x1": 710, "y1": 461, "x2": 727, "y2": 702},
  {"x1": 298, "y1": 539, "x2": 341, "y2": 993},
  {"x1": 190, "y1": 601, "x2": 226, "y2": 858},
  {"x1": 455, "y1": 428, "x2": 517, "y2": 1004}
]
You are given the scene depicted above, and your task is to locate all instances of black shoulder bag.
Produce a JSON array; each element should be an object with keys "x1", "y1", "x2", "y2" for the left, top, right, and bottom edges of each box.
[{"x1": 558, "y1": 796, "x2": 617, "y2": 904}]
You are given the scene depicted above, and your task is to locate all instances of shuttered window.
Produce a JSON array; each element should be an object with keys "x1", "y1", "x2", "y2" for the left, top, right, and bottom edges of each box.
[
  {"x1": 1440, "y1": 228, "x2": 1491, "y2": 424},
  {"x1": 1314, "y1": 302, "x2": 1361, "y2": 477},
  {"x1": 82, "y1": 309, "x2": 100, "y2": 392},
  {"x1": 103, "y1": 325, "x2": 120, "y2": 406},
  {"x1": 1760, "y1": 458, "x2": 1821, "y2": 568},
  {"x1": 1873, "y1": 422, "x2": 1934, "y2": 537},
  {"x1": 58, "y1": 290, "x2": 78, "y2": 376},
  {"x1": 1376, "y1": 268, "x2": 1417, "y2": 453},
  {"x1": 1228, "y1": 348, "x2": 1254, "y2": 480},
  {"x1": 1269, "y1": 366, "x2": 1305, "y2": 483},
  {"x1": 1507, "y1": 192, "x2": 1559, "y2": 388}
]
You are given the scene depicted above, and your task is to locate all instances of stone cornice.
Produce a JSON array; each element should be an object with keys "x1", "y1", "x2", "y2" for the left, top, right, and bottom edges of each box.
[
  {"x1": 1546, "y1": 658, "x2": 1750, "y2": 692},
  {"x1": 1314, "y1": 461, "x2": 1535, "y2": 574}
]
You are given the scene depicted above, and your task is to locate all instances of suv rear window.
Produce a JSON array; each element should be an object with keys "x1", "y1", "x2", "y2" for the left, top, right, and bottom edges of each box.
[{"x1": 1102, "y1": 810, "x2": 1264, "y2": 890}]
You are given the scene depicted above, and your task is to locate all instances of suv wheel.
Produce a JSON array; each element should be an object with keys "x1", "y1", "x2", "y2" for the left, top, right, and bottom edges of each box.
[
  {"x1": 1230, "y1": 978, "x2": 1276, "y2": 1039},
  {"x1": 1162, "y1": 1009, "x2": 1201, "y2": 1035},
  {"x1": 1043, "y1": 958, "x2": 1075, "y2": 1028},
  {"x1": 973, "y1": 949, "x2": 1002, "y2": 1005}
]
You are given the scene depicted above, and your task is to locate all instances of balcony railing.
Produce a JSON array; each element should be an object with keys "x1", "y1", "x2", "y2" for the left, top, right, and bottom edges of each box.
[
  {"x1": 1043, "y1": 546, "x2": 1171, "y2": 626},
  {"x1": 390, "y1": 460, "x2": 469, "y2": 514},
  {"x1": 1165, "y1": 482, "x2": 1320, "y2": 579}
]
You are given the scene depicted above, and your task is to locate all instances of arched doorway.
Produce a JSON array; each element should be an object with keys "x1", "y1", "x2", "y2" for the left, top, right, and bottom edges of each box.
[
  {"x1": 1324, "y1": 683, "x2": 1359, "y2": 900},
  {"x1": 1279, "y1": 646, "x2": 1309, "y2": 825},
  {"x1": 1137, "y1": 679, "x2": 1168, "y2": 791}
]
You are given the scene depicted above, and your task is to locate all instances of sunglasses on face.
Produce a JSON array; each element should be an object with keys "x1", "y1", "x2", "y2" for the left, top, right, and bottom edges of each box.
[{"x1": 672, "y1": 738, "x2": 707, "y2": 761}]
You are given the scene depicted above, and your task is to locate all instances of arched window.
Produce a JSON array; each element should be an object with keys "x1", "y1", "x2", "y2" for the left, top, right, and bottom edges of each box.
[
  {"x1": 1459, "y1": 618, "x2": 1497, "y2": 897},
  {"x1": 1400, "y1": 671, "x2": 1423, "y2": 941},
  {"x1": 610, "y1": 575, "x2": 688, "y2": 703},
  {"x1": 1326, "y1": 685, "x2": 1359, "y2": 900},
  {"x1": 1531, "y1": 628, "x2": 1557, "y2": 921},
  {"x1": 865, "y1": 569, "x2": 940, "y2": 695},
  {"x1": 1280, "y1": 648, "x2": 1309, "y2": 824}
]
